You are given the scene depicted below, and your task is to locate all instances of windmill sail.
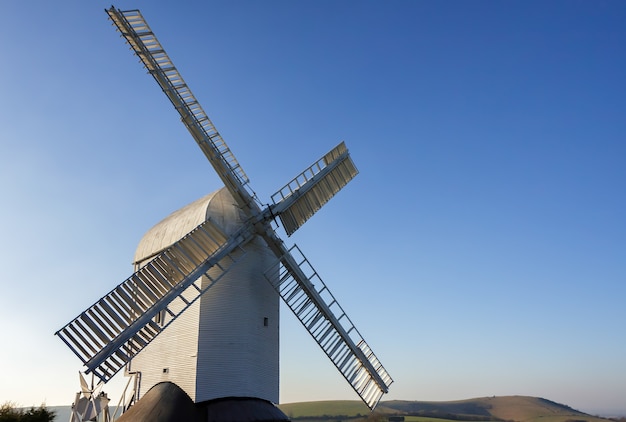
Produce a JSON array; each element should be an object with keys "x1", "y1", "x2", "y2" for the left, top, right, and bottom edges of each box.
[
  {"x1": 56, "y1": 219, "x2": 251, "y2": 382},
  {"x1": 264, "y1": 245, "x2": 392, "y2": 409},
  {"x1": 271, "y1": 142, "x2": 358, "y2": 236},
  {"x1": 57, "y1": 6, "x2": 392, "y2": 412},
  {"x1": 106, "y1": 7, "x2": 256, "y2": 213}
]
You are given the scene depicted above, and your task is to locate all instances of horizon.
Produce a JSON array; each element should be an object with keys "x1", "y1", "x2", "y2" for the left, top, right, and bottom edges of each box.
[
  {"x1": 1, "y1": 0, "x2": 625, "y2": 416},
  {"x1": 37, "y1": 395, "x2": 626, "y2": 418}
]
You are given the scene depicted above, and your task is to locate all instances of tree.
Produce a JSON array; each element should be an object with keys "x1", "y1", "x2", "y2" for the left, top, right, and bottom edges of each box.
[
  {"x1": 21, "y1": 405, "x2": 56, "y2": 422},
  {"x1": 362, "y1": 411, "x2": 386, "y2": 422},
  {"x1": 0, "y1": 402, "x2": 22, "y2": 422}
]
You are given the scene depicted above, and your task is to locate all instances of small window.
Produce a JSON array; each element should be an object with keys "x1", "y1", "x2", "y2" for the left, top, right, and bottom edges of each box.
[
  {"x1": 163, "y1": 368, "x2": 169, "y2": 374},
  {"x1": 263, "y1": 317, "x2": 269, "y2": 327}
]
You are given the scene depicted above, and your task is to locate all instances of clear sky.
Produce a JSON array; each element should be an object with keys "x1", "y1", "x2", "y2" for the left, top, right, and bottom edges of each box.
[{"x1": 1, "y1": 0, "x2": 624, "y2": 416}]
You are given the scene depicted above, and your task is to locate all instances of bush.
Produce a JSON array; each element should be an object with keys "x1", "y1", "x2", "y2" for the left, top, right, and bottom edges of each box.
[{"x1": 0, "y1": 403, "x2": 55, "y2": 422}]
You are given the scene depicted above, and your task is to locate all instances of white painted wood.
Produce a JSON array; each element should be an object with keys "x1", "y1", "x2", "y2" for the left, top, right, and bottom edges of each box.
[{"x1": 129, "y1": 188, "x2": 279, "y2": 403}]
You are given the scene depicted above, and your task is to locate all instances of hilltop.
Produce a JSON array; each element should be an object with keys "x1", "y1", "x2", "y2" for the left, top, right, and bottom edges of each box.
[
  {"x1": 278, "y1": 396, "x2": 614, "y2": 422},
  {"x1": 44, "y1": 396, "x2": 618, "y2": 422}
]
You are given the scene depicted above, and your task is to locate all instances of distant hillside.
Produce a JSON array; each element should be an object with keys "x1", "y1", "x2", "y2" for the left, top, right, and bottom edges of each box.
[
  {"x1": 46, "y1": 396, "x2": 615, "y2": 422},
  {"x1": 278, "y1": 396, "x2": 613, "y2": 422}
]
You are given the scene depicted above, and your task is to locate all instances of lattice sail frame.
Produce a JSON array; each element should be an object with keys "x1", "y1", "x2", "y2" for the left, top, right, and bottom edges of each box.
[
  {"x1": 271, "y1": 142, "x2": 359, "y2": 236},
  {"x1": 105, "y1": 8, "x2": 255, "y2": 212},
  {"x1": 56, "y1": 219, "x2": 250, "y2": 381},
  {"x1": 265, "y1": 245, "x2": 393, "y2": 408},
  {"x1": 56, "y1": 6, "x2": 393, "y2": 410}
]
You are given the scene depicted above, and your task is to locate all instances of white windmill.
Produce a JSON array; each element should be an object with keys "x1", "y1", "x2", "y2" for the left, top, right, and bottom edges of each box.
[
  {"x1": 69, "y1": 373, "x2": 110, "y2": 422},
  {"x1": 56, "y1": 6, "x2": 392, "y2": 418}
]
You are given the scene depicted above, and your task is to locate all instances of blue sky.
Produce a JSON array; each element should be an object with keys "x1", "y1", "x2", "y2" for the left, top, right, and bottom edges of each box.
[{"x1": 1, "y1": 0, "x2": 625, "y2": 416}]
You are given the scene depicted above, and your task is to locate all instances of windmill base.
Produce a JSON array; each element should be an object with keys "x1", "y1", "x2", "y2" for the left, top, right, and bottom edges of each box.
[{"x1": 116, "y1": 382, "x2": 290, "y2": 422}]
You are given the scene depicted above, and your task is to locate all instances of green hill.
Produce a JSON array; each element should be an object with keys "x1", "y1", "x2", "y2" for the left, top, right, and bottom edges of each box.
[{"x1": 278, "y1": 396, "x2": 613, "y2": 422}]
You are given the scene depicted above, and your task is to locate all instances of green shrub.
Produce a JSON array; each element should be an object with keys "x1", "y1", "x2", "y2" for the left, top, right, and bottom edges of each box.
[{"x1": 0, "y1": 403, "x2": 55, "y2": 422}]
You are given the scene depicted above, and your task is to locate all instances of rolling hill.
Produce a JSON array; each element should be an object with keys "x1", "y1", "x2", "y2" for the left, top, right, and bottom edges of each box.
[
  {"x1": 278, "y1": 396, "x2": 613, "y2": 422},
  {"x1": 42, "y1": 396, "x2": 616, "y2": 422}
]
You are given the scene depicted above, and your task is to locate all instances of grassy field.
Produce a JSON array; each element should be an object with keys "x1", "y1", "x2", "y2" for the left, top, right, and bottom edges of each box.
[
  {"x1": 403, "y1": 417, "x2": 480, "y2": 422},
  {"x1": 279, "y1": 400, "x2": 371, "y2": 419},
  {"x1": 278, "y1": 396, "x2": 614, "y2": 422}
]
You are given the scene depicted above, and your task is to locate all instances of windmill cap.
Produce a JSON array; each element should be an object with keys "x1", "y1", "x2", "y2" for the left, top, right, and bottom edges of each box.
[{"x1": 133, "y1": 187, "x2": 244, "y2": 266}]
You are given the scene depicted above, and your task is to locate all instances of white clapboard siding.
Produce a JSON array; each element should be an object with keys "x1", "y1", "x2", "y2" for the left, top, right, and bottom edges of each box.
[
  {"x1": 129, "y1": 188, "x2": 279, "y2": 403},
  {"x1": 196, "y1": 236, "x2": 279, "y2": 402}
]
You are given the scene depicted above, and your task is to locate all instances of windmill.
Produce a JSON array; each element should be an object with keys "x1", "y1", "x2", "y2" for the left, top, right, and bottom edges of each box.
[
  {"x1": 70, "y1": 372, "x2": 110, "y2": 422},
  {"x1": 56, "y1": 6, "x2": 392, "y2": 416}
]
